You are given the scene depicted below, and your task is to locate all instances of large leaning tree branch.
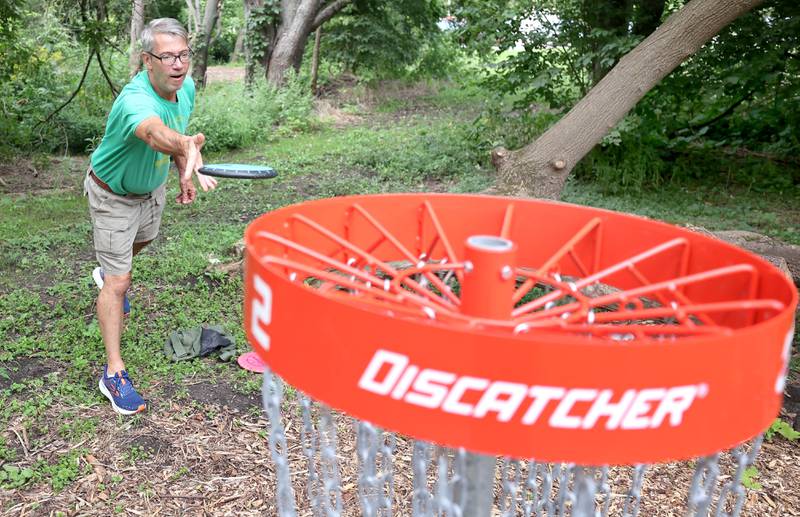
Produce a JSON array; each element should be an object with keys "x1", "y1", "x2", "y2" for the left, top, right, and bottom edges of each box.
[
  {"x1": 311, "y1": 0, "x2": 351, "y2": 31},
  {"x1": 491, "y1": 0, "x2": 765, "y2": 200}
]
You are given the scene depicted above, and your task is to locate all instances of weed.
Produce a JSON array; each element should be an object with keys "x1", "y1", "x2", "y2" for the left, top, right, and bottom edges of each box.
[
  {"x1": 0, "y1": 464, "x2": 35, "y2": 489},
  {"x1": 58, "y1": 415, "x2": 98, "y2": 441},
  {"x1": 741, "y1": 466, "x2": 762, "y2": 491},
  {"x1": 765, "y1": 418, "x2": 800, "y2": 442},
  {"x1": 125, "y1": 445, "x2": 151, "y2": 466},
  {"x1": 170, "y1": 466, "x2": 190, "y2": 481}
]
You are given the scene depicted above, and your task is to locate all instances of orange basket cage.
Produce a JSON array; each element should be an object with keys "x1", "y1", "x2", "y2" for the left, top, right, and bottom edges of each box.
[{"x1": 243, "y1": 194, "x2": 796, "y2": 466}]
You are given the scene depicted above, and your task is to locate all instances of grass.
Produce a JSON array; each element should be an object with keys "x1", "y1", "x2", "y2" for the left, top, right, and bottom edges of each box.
[{"x1": 0, "y1": 79, "x2": 797, "y2": 502}]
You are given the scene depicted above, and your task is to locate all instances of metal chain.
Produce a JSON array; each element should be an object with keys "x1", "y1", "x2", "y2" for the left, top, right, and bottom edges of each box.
[
  {"x1": 713, "y1": 435, "x2": 762, "y2": 517},
  {"x1": 262, "y1": 368, "x2": 297, "y2": 517},
  {"x1": 412, "y1": 442, "x2": 467, "y2": 516},
  {"x1": 319, "y1": 404, "x2": 344, "y2": 515},
  {"x1": 412, "y1": 441, "x2": 434, "y2": 515},
  {"x1": 300, "y1": 394, "x2": 343, "y2": 516},
  {"x1": 499, "y1": 459, "x2": 523, "y2": 516},
  {"x1": 299, "y1": 394, "x2": 322, "y2": 513},
  {"x1": 687, "y1": 435, "x2": 763, "y2": 517},
  {"x1": 433, "y1": 447, "x2": 466, "y2": 517},
  {"x1": 621, "y1": 465, "x2": 647, "y2": 517},
  {"x1": 263, "y1": 370, "x2": 761, "y2": 517},
  {"x1": 500, "y1": 462, "x2": 645, "y2": 517},
  {"x1": 357, "y1": 421, "x2": 395, "y2": 516},
  {"x1": 687, "y1": 453, "x2": 722, "y2": 516}
]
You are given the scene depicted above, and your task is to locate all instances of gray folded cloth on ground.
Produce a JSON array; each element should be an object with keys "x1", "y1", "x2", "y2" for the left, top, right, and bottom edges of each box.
[{"x1": 164, "y1": 325, "x2": 236, "y2": 362}]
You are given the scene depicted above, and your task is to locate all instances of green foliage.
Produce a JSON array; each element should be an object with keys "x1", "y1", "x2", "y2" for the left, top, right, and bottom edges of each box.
[
  {"x1": 765, "y1": 418, "x2": 800, "y2": 442},
  {"x1": 0, "y1": 464, "x2": 35, "y2": 489},
  {"x1": 0, "y1": 448, "x2": 88, "y2": 492},
  {"x1": 209, "y1": 1, "x2": 244, "y2": 64},
  {"x1": 453, "y1": 0, "x2": 643, "y2": 106},
  {"x1": 638, "y1": 1, "x2": 800, "y2": 159},
  {"x1": 0, "y1": 5, "x2": 123, "y2": 156},
  {"x1": 245, "y1": 0, "x2": 280, "y2": 64},
  {"x1": 319, "y1": 0, "x2": 455, "y2": 80},
  {"x1": 454, "y1": 0, "x2": 800, "y2": 192},
  {"x1": 188, "y1": 73, "x2": 313, "y2": 152},
  {"x1": 741, "y1": 466, "x2": 762, "y2": 490}
]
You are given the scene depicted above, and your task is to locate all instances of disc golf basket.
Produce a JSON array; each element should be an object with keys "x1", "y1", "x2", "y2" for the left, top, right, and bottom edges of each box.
[{"x1": 242, "y1": 194, "x2": 797, "y2": 516}]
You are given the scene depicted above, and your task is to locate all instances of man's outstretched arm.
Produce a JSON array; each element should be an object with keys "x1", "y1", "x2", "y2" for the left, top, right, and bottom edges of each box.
[{"x1": 135, "y1": 116, "x2": 216, "y2": 203}]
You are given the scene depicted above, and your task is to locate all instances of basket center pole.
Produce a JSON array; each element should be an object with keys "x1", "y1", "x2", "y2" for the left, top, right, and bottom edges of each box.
[{"x1": 459, "y1": 235, "x2": 517, "y2": 516}]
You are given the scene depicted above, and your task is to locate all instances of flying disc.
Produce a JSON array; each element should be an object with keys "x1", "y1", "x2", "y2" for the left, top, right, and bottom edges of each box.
[
  {"x1": 199, "y1": 164, "x2": 277, "y2": 179},
  {"x1": 237, "y1": 351, "x2": 267, "y2": 373}
]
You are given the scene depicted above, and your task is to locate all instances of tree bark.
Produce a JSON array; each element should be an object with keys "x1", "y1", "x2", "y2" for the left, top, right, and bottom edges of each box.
[
  {"x1": 266, "y1": 0, "x2": 318, "y2": 85},
  {"x1": 231, "y1": 26, "x2": 245, "y2": 62},
  {"x1": 243, "y1": 0, "x2": 350, "y2": 87},
  {"x1": 310, "y1": 26, "x2": 322, "y2": 95},
  {"x1": 186, "y1": 0, "x2": 200, "y2": 36},
  {"x1": 264, "y1": 0, "x2": 351, "y2": 87},
  {"x1": 493, "y1": 0, "x2": 764, "y2": 200},
  {"x1": 128, "y1": 0, "x2": 146, "y2": 78},
  {"x1": 191, "y1": 0, "x2": 222, "y2": 88}
]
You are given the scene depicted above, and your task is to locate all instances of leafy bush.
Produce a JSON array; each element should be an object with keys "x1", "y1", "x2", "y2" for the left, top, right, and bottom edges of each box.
[
  {"x1": 0, "y1": 6, "x2": 126, "y2": 156},
  {"x1": 189, "y1": 73, "x2": 314, "y2": 153},
  {"x1": 344, "y1": 120, "x2": 484, "y2": 184}
]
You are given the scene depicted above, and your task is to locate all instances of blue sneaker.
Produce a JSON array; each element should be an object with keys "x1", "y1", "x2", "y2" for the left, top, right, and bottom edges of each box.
[
  {"x1": 98, "y1": 366, "x2": 147, "y2": 415},
  {"x1": 92, "y1": 267, "x2": 130, "y2": 315}
]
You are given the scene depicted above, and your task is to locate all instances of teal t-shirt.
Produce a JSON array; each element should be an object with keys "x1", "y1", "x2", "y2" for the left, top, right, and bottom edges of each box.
[{"x1": 90, "y1": 71, "x2": 195, "y2": 195}]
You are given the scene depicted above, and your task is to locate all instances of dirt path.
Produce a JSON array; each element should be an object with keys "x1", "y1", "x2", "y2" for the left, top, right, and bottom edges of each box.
[{"x1": 205, "y1": 65, "x2": 245, "y2": 84}]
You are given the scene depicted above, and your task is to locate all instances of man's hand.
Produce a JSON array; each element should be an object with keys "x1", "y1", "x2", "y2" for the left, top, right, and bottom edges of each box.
[
  {"x1": 135, "y1": 119, "x2": 218, "y2": 205},
  {"x1": 176, "y1": 133, "x2": 217, "y2": 204}
]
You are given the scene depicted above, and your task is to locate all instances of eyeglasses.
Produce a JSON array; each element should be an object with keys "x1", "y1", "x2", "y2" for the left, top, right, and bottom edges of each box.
[{"x1": 146, "y1": 49, "x2": 193, "y2": 65}]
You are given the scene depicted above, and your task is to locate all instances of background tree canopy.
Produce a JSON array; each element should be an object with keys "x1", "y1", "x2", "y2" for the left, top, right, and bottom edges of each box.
[
  {"x1": 0, "y1": 0, "x2": 797, "y2": 196},
  {"x1": 453, "y1": 0, "x2": 799, "y2": 193}
]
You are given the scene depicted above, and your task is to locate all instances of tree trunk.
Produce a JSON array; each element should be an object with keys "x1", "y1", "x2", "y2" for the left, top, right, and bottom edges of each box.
[
  {"x1": 492, "y1": 0, "x2": 764, "y2": 200},
  {"x1": 310, "y1": 26, "x2": 322, "y2": 95},
  {"x1": 192, "y1": 0, "x2": 222, "y2": 88},
  {"x1": 128, "y1": 0, "x2": 146, "y2": 78},
  {"x1": 186, "y1": 0, "x2": 200, "y2": 37},
  {"x1": 244, "y1": 0, "x2": 274, "y2": 88},
  {"x1": 266, "y1": 0, "x2": 318, "y2": 86},
  {"x1": 264, "y1": 0, "x2": 351, "y2": 87},
  {"x1": 231, "y1": 26, "x2": 245, "y2": 62}
]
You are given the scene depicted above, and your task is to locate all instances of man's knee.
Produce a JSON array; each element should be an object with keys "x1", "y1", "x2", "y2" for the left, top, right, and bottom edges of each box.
[{"x1": 103, "y1": 272, "x2": 132, "y2": 295}]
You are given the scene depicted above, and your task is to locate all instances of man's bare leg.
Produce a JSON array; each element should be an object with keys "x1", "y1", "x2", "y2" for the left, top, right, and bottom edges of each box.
[
  {"x1": 97, "y1": 272, "x2": 131, "y2": 375},
  {"x1": 99, "y1": 239, "x2": 151, "y2": 374}
]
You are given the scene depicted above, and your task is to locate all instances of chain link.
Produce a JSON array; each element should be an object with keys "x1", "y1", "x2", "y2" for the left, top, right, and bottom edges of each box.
[
  {"x1": 262, "y1": 368, "x2": 297, "y2": 516},
  {"x1": 357, "y1": 421, "x2": 395, "y2": 516},
  {"x1": 299, "y1": 394, "x2": 343, "y2": 516},
  {"x1": 621, "y1": 465, "x2": 646, "y2": 517},
  {"x1": 687, "y1": 435, "x2": 763, "y2": 517},
  {"x1": 412, "y1": 442, "x2": 467, "y2": 516}
]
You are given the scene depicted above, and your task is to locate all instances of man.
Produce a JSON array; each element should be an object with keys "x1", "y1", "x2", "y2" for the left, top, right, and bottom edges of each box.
[{"x1": 85, "y1": 18, "x2": 217, "y2": 415}]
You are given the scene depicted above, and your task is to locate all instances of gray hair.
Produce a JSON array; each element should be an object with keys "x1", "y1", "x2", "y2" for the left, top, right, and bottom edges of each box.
[{"x1": 140, "y1": 18, "x2": 188, "y2": 53}]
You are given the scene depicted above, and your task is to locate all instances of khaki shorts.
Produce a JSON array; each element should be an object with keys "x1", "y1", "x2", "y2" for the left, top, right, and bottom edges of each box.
[{"x1": 85, "y1": 172, "x2": 166, "y2": 275}]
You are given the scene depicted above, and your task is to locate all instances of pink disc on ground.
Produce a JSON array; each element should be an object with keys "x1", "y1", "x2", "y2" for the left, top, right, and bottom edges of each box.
[{"x1": 237, "y1": 351, "x2": 267, "y2": 373}]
